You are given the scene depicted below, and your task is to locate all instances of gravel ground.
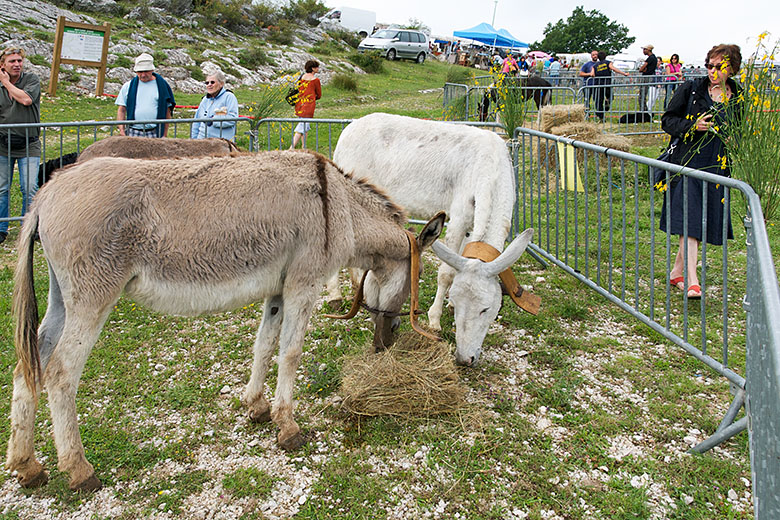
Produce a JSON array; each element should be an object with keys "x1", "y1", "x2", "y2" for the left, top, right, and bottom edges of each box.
[{"x1": 0, "y1": 264, "x2": 753, "y2": 519}]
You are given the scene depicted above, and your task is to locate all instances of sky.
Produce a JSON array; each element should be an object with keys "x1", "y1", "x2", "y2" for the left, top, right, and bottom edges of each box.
[{"x1": 323, "y1": 0, "x2": 778, "y2": 65}]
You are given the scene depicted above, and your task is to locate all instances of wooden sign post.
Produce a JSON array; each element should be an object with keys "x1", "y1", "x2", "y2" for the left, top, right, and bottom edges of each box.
[{"x1": 49, "y1": 16, "x2": 111, "y2": 96}]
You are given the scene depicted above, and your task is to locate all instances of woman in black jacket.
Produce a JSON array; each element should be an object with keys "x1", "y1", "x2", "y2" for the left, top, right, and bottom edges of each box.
[{"x1": 660, "y1": 44, "x2": 743, "y2": 299}]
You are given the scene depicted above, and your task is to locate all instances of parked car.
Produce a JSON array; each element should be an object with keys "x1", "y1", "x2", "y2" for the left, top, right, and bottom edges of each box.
[{"x1": 358, "y1": 29, "x2": 429, "y2": 63}]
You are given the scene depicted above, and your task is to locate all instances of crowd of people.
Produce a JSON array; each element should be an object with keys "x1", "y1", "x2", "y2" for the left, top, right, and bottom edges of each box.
[{"x1": 576, "y1": 44, "x2": 692, "y2": 113}]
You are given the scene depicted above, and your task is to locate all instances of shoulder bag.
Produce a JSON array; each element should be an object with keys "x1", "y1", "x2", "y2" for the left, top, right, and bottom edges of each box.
[
  {"x1": 650, "y1": 83, "x2": 696, "y2": 190},
  {"x1": 285, "y1": 74, "x2": 303, "y2": 106}
]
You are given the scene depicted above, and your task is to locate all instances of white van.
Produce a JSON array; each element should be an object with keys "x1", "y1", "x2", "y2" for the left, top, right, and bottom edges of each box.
[{"x1": 320, "y1": 7, "x2": 376, "y2": 38}]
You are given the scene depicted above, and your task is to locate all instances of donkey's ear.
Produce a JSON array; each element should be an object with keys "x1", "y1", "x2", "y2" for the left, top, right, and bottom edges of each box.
[{"x1": 417, "y1": 211, "x2": 446, "y2": 250}]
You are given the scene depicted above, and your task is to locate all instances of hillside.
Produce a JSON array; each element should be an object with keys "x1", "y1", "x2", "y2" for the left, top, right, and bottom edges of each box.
[{"x1": 1, "y1": 0, "x2": 376, "y2": 96}]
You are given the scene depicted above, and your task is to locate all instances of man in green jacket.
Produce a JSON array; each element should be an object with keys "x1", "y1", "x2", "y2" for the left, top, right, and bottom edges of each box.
[{"x1": 0, "y1": 45, "x2": 40, "y2": 244}]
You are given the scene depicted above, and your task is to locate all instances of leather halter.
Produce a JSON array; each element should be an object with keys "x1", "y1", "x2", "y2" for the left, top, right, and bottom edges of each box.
[
  {"x1": 461, "y1": 241, "x2": 540, "y2": 315},
  {"x1": 323, "y1": 231, "x2": 441, "y2": 341}
]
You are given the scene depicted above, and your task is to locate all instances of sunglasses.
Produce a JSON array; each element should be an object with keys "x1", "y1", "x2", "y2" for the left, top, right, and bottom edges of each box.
[
  {"x1": 705, "y1": 62, "x2": 726, "y2": 70},
  {"x1": 205, "y1": 80, "x2": 217, "y2": 85}
]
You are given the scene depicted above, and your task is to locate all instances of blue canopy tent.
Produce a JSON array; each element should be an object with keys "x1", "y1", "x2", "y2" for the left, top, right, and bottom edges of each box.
[{"x1": 452, "y1": 23, "x2": 528, "y2": 49}]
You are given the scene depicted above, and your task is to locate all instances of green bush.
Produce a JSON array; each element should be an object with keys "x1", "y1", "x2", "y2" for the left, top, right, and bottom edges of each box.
[
  {"x1": 152, "y1": 50, "x2": 167, "y2": 66},
  {"x1": 197, "y1": 0, "x2": 254, "y2": 35},
  {"x1": 113, "y1": 55, "x2": 133, "y2": 69},
  {"x1": 282, "y1": 0, "x2": 328, "y2": 27},
  {"x1": 266, "y1": 19, "x2": 295, "y2": 45},
  {"x1": 331, "y1": 73, "x2": 358, "y2": 91},
  {"x1": 168, "y1": 0, "x2": 193, "y2": 16},
  {"x1": 326, "y1": 29, "x2": 361, "y2": 49},
  {"x1": 187, "y1": 65, "x2": 205, "y2": 82},
  {"x1": 238, "y1": 47, "x2": 274, "y2": 68},
  {"x1": 27, "y1": 54, "x2": 49, "y2": 67},
  {"x1": 348, "y1": 51, "x2": 385, "y2": 74},
  {"x1": 445, "y1": 65, "x2": 472, "y2": 84},
  {"x1": 32, "y1": 30, "x2": 53, "y2": 43},
  {"x1": 309, "y1": 45, "x2": 331, "y2": 56},
  {"x1": 248, "y1": 0, "x2": 279, "y2": 27}
]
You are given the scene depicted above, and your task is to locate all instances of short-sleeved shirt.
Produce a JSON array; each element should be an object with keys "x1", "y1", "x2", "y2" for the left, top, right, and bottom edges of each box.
[
  {"x1": 116, "y1": 79, "x2": 162, "y2": 129},
  {"x1": 642, "y1": 54, "x2": 658, "y2": 76},
  {"x1": 0, "y1": 72, "x2": 41, "y2": 158},
  {"x1": 580, "y1": 60, "x2": 596, "y2": 85}
]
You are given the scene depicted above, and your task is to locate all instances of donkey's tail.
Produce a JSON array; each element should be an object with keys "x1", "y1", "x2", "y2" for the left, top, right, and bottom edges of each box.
[{"x1": 12, "y1": 208, "x2": 41, "y2": 392}]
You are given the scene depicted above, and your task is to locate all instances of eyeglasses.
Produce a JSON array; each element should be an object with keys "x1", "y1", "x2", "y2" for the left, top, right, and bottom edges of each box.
[{"x1": 205, "y1": 80, "x2": 217, "y2": 85}]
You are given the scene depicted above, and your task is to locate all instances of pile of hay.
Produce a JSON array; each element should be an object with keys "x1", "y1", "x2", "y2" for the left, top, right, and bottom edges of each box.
[
  {"x1": 549, "y1": 121, "x2": 601, "y2": 142},
  {"x1": 590, "y1": 133, "x2": 631, "y2": 152},
  {"x1": 539, "y1": 104, "x2": 586, "y2": 133},
  {"x1": 340, "y1": 332, "x2": 466, "y2": 417}
]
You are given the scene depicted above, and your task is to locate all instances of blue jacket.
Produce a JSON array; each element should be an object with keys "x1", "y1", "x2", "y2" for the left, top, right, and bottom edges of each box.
[{"x1": 191, "y1": 88, "x2": 239, "y2": 141}]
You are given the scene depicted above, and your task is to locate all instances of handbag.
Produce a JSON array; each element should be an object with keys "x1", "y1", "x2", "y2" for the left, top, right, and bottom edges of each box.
[
  {"x1": 651, "y1": 82, "x2": 696, "y2": 190},
  {"x1": 285, "y1": 74, "x2": 303, "y2": 106}
]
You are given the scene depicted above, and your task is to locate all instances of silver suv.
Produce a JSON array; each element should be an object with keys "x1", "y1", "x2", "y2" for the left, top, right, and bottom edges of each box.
[{"x1": 358, "y1": 29, "x2": 429, "y2": 63}]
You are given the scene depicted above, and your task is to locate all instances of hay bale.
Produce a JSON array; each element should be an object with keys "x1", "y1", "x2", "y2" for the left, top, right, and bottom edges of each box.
[
  {"x1": 591, "y1": 133, "x2": 632, "y2": 152},
  {"x1": 549, "y1": 121, "x2": 601, "y2": 142},
  {"x1": 340, "y1": 332, "x2": 466, "y2": 417},
  {"x1": 539, "y1": 104, "x2": 586, "y2": 134}
]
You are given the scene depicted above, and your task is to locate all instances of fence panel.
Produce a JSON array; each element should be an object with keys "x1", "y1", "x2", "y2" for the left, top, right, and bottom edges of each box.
[
  {"x1": 512, "y1": 126, "x2": 780, "y2": 519},
  {"x1": 0, "y1": 117, "x2": 350, "y2": 228}
]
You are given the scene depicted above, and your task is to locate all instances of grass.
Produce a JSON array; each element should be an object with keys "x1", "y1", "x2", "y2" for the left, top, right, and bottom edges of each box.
[{"x1": 0, "y1": 16, "x2": 770, "y2": 520}]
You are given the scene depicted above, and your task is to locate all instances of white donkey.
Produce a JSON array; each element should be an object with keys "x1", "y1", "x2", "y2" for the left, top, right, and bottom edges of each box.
[
  {"x1": 328, "y1": 113, "x2": 537, "y2": 366},
  {"x1": 8, "y1": 150, "x2": 444, "y2": 492}
]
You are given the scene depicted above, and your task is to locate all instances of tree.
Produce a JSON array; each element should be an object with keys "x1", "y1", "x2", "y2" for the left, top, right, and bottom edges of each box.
[
  {"x1": 403, "y1": 18, "x2": 431, "y2": 35},
  {"x1": 531, "y1": 6, "x2": 635, "y2": 55}
]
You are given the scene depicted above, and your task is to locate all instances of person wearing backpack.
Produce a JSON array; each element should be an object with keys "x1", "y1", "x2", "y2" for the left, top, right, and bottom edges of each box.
[
  {"x1": 191, "y1": 71, "x2": 239, "y2": 141},
  {"x1": 290, "y1": 60, "x2": 322, "y2": 150}
]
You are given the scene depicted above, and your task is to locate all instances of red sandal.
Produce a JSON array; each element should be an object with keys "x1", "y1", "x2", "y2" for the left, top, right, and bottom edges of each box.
[
  {"x1": 669, "y1": 276, "x2": 685, "y2": 291},
  {"x1": 686, "y1": 285, "x2": 702, "y2": 299}
]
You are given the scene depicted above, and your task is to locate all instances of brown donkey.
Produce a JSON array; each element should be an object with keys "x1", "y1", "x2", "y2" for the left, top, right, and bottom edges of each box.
[{"x1": 8, "y1": 150, "x2": 444, "y2": 492}]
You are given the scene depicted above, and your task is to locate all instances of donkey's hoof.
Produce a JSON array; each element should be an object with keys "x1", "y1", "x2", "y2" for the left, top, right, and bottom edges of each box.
[
  {"x1": 70, "y1": 474, "x2": 102, "y2": 492},
  {"x1": 18, "y1": 469, "x2": 48, "y2": 489},
  {"x1": 248, "y1": 407, "x2": 272, "y2": 423},
  {"x1": 278, "y1": 430, "x2": 305, "y2": 451}
]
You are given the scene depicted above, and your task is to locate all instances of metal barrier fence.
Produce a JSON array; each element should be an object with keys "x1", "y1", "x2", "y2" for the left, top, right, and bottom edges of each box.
[
  {"x1": 511, "y1": 126, "x2": 779, "y2": 519},
  {"x1": 444, "y1": 82, "x2": 577, "y2": 124},
  {"x1": 576, "y1": 79, "x2": 684, "y2": 135},
  {"x1": 444, "y1": 78, "x2": 674, "y2": 134},
  {"x1": 0, "y1": 117, "x2": 349, "y2": 228}
]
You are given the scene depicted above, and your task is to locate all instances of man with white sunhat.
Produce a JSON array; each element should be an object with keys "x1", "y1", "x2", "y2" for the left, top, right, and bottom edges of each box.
[{"x1": 115, "y1": 52, "x2": 176, "y2": 137}]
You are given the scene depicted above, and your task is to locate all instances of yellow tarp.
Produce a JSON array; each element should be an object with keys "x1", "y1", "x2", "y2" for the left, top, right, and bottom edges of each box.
[{"x1": 557, "y1": 142, "x2": 585, "y2": 192}]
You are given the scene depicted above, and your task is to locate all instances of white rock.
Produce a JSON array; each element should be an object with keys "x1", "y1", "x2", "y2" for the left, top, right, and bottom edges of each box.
[
  {"x1": 537, "y1": 417, "x2": 552, "y2": 430},
  {"x1": 220, "y1": 385, "x2": 231, "y2": 394},
  {"x1": 727, "y1": 489, "x2": 738, "y2": 501},
  {"x1": 683, "y1": 494, "x2": 694, "y2": 505},
  {"x1": 298, "y1": 495, "x2": 307, "y2": 505}
]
